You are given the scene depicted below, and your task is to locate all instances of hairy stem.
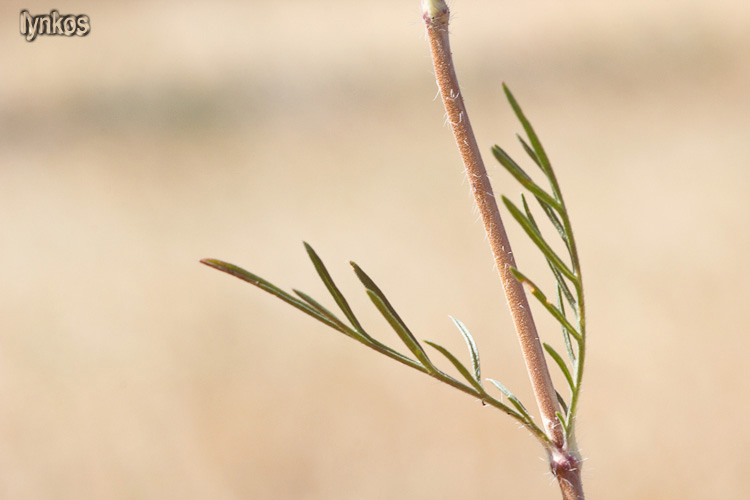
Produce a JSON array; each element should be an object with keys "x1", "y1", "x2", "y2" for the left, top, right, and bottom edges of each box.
[
  {"x1": 422, "y1": 1, "x2": 563, "y2": 448},
  {"x1": 422, "y1": 3, "x2": 585, "y2": 499},
  {"x1": 550, "y1": 446, "x2": 585, "y2": 500}
]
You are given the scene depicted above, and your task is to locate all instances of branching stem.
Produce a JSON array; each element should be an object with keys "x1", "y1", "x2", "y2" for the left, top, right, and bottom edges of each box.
[{"x1": 205, "y1": 3, "x2": 586, "y2": 497}]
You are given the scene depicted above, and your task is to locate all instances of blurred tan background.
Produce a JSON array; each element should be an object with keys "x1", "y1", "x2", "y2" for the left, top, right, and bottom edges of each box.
[{"x1": 2, "y1": 0, "x2": 750, "y2": 498}]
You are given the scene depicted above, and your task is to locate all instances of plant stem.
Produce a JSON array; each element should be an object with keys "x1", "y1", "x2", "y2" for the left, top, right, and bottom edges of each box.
[
  {"x1": 421, "y1": 2, "x2": 584, "y2": 498},
  {"x1": 422, "y1": 0, "x2": 562, "y2": 447}
]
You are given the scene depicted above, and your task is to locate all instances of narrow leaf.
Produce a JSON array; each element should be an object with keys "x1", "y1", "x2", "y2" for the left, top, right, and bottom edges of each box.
[
  {"x1": 351, "y1": 263, "x2": 434, "y2": 359},
  {"x1": 200, "y1": 259, "x2": 340, "y2": 330},
  {"x1": 487, "y1": 379, "x2": 533, "y2": 422},
  {"x1": 517, "y1": 134, "x2": 542, "y2": 170},
  {"x1": 543, "y1": 342, "x2": 575, "y2": 392},
  {"x1": 521, "y1": 193, "x2": 541, "y2": 236},
  {"x1": 450, "y1": 316, "x2": 481, "y2": 385},
  {"x1": 424, "y1": 340, "x2": 483, "y2": 392},
  {"x1": 303, "y1": 242, "x2": 368, "y2": 336},
  {"x1": 555, "y1": 394, "x2": 569, "y2": 417},
  {"x1": 503, "y1": 84, "x2": 551, "y2": 172},
  {"x1": 555, "y1": 411, "x2": 569, "y2": 435},
  {"x1": 510, "y1": 268, "x2": 583, "y2": 343},
  {"x1": 502, "y1": 197, "x2": 576, "y2": 281},
  {"x1": 549, "y1": 261, "x2": 577, "y2": 312},
  {"x1": 292, "y1": 289, "x2": 372, "y2": 344},
  {"x1": 557, "y1": 283, "x2": 577, "y2": 363},
  {"x1": 364, "y1": 288, "x2": 435, "y2": 372},
  {"x1": 492, "y1": 145, "x2": 534, "y2": 181},
  {"x1": 492, "y1": 146, "x2": 561, "y2": 211},
  {"x1": 535, "y1": 195, "x2": 567, "y2": 244},
  {"x1": 350, "y1": 262, "x2": 396, "y2": 314},
  {"x1": 521, "y1": 195, "x2": 577, "y2": 311}
]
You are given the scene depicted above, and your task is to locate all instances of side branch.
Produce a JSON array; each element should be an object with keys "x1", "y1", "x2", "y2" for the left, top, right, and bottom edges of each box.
[{"x1": 422, "y1": 1, "x2": 563, "y2": 448}]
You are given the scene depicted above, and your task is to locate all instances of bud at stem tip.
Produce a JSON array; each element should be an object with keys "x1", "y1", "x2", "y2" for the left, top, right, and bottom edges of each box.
[{"x1": 422, "y1": 0, "x2": 449, "y2": 22}]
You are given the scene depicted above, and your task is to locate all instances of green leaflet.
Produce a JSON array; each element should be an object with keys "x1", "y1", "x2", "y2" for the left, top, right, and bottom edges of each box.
[
  {"x1": 543, "y1": 342, "x2": 575, "y2": 392},
  {"x1": 487, "y1": 379, "x2": 534, "y2": 424},
  {"x1": 492, "y1": 146, "x2": 561, "y2": 212},
  {"x1": 502, "y1": 197, "x2": 576, "y2": 282},
  {"x1": 200, "y1": 259, "x2": 339, "y2": 330},
  {"x1": 365, "y1": 289, "x2": 435, "y2": 372},
  {"x1": 352, "y1": 263, "x2": 435, "y2": 372},
  {"x1": 303, "y1": 242, "x2": 368, "y2": 337},
  {"x1": 503, "y1": 84, "x2": 552, "y2": 175},
  {"x1": 555, "y1": 394, "x2": 569, "y2": 417},
  {"x1": 510, "y1": 268, "x2": 582, "y2": 344},
  {"x1": 292, "y1": 289, "x2": 359, "y2": 338},
  {"x1": 517, "y1": 134, "x2": 542, "y2": 170},
  {"x1": 556, "y1": 283, "x2": 577, "y2": 364},
  {"x1": 424, "y1": 340, "x2": 483, "y2": 392},
  {"x1": 450, "y1": 316, "x2": 481, "y2": 386},
  {"x1": 534, "y1": 194, "x2": 568, "y2": 247}
]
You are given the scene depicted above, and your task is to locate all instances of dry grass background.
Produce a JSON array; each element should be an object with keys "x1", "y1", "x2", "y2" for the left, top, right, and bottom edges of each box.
[{"x1": 2, "y1": 0, "x2": 750, "y2": 498}]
